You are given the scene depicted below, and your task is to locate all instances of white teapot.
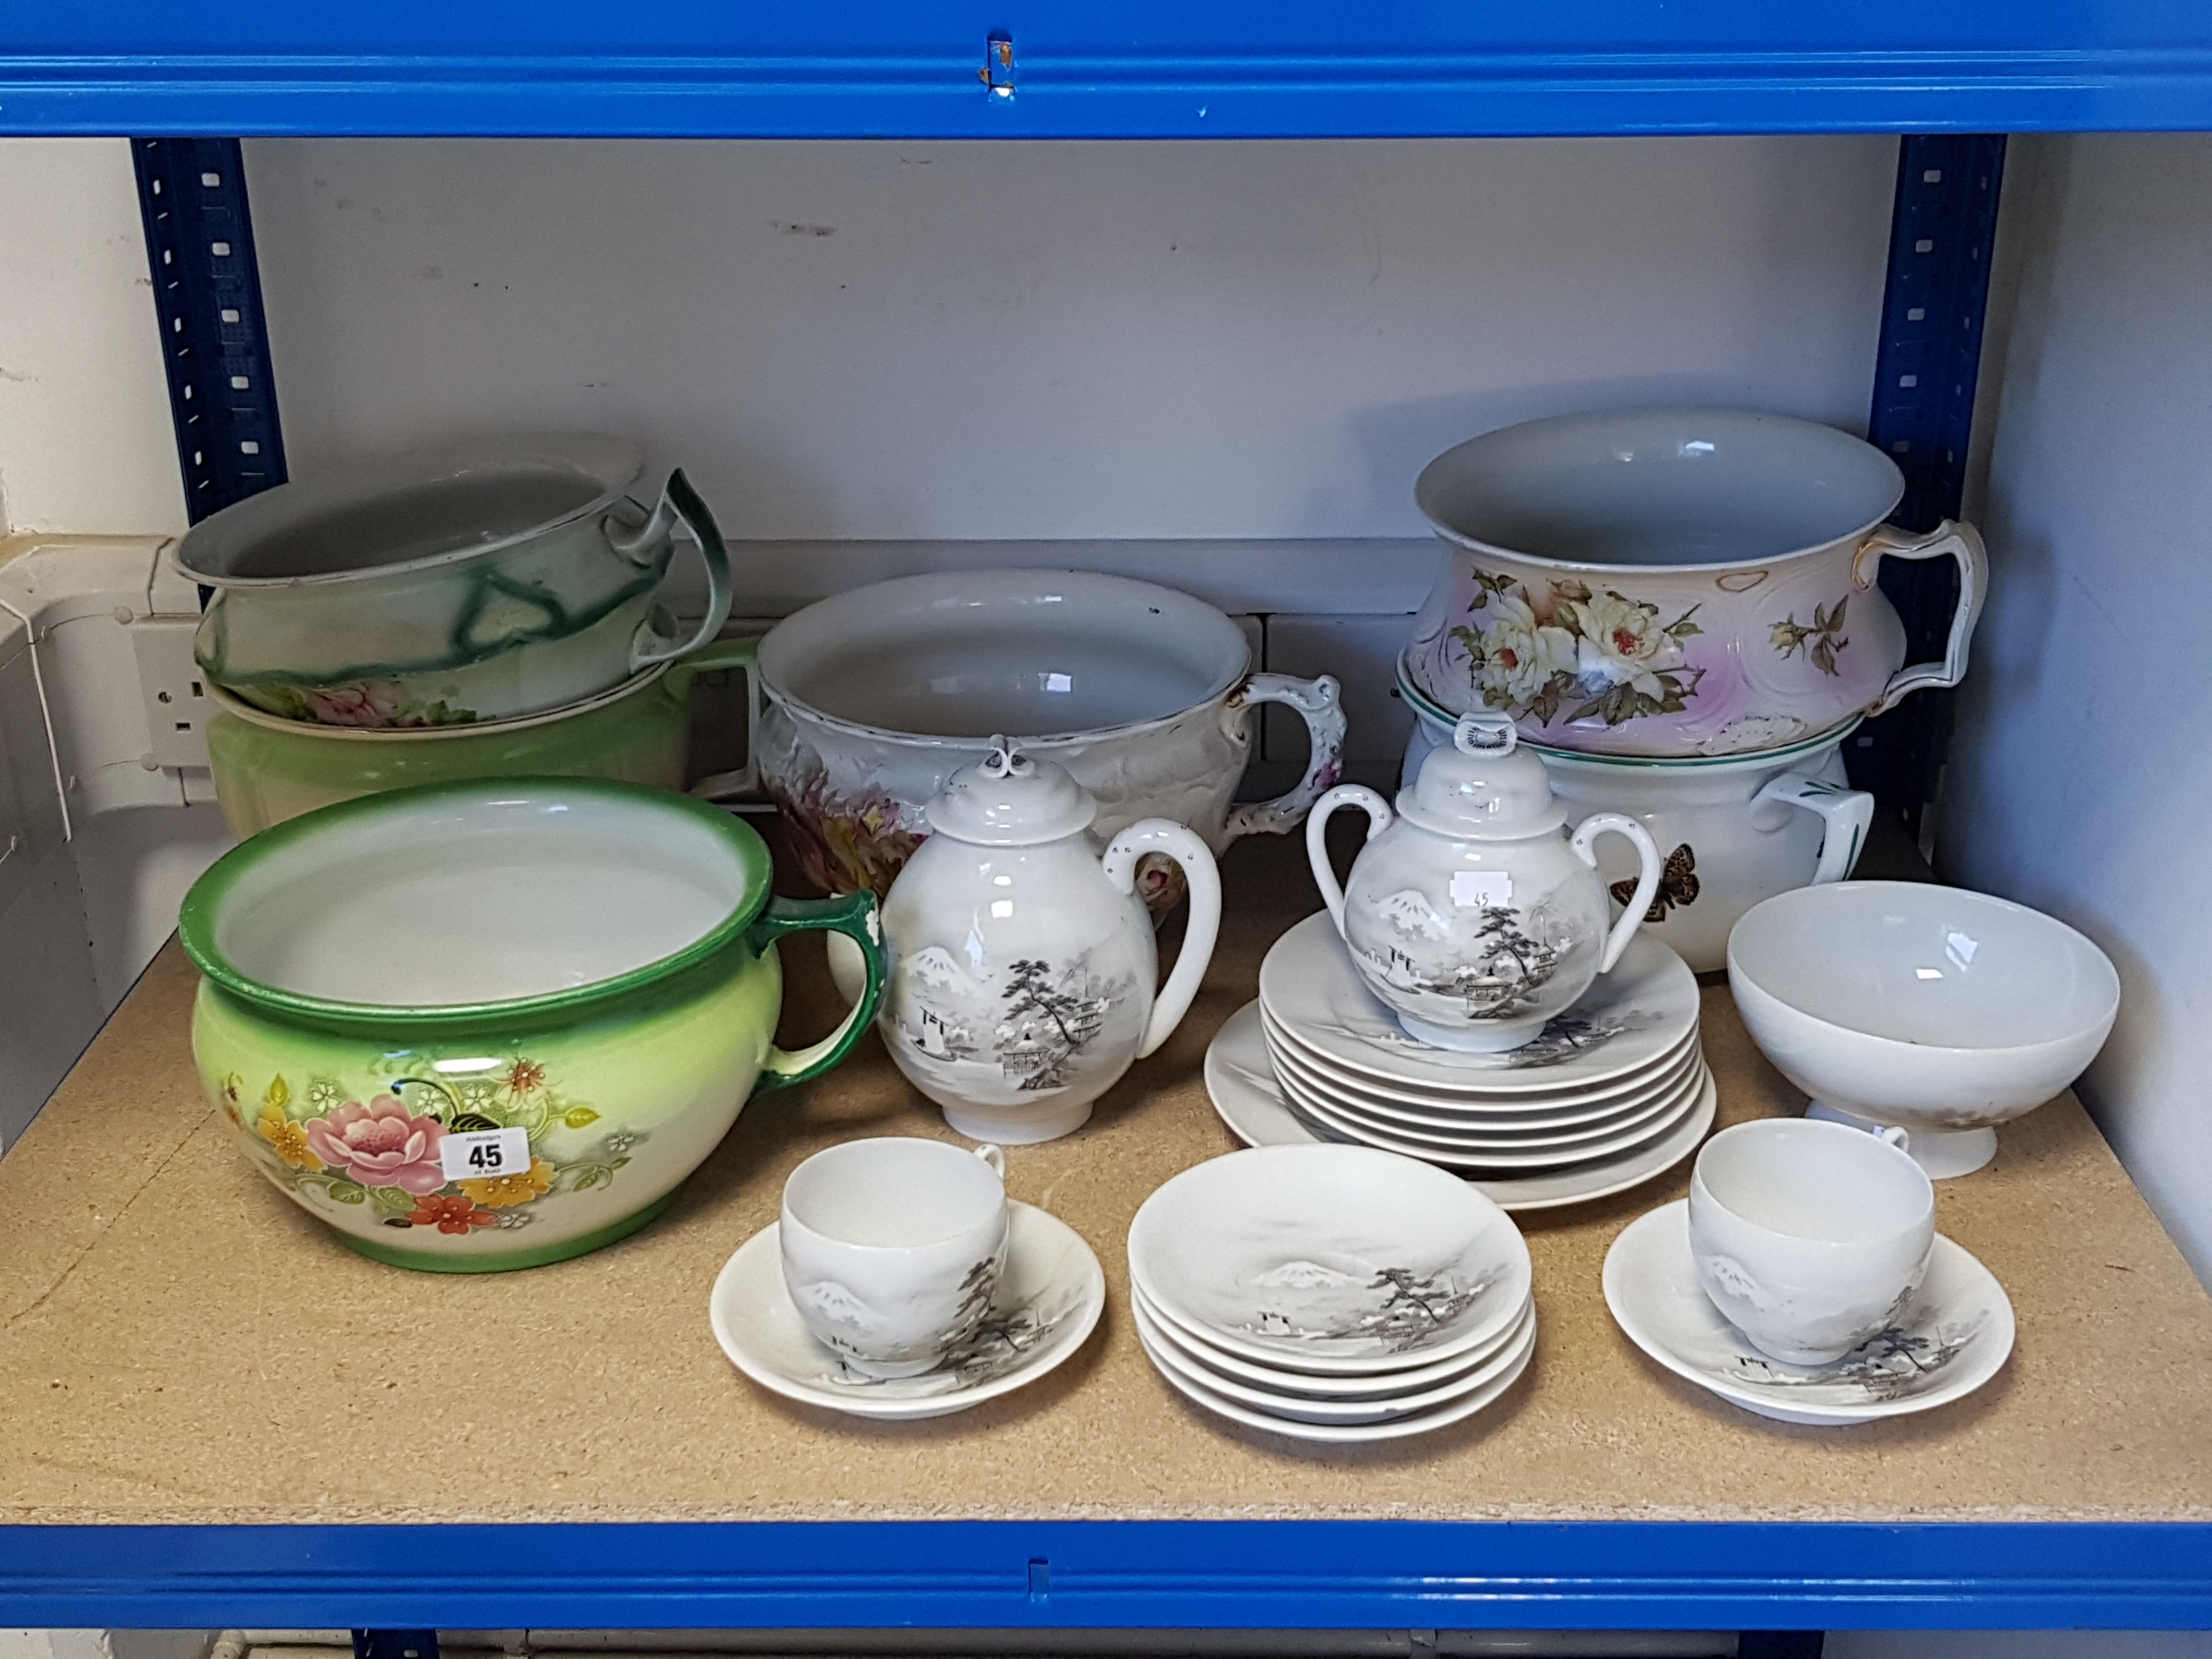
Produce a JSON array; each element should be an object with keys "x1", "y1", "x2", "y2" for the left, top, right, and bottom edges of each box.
[
  {"x1": 878, "y1": 738, "x2": 1222, "y2": 1143},
  {"x1": 1306, "y1": 713, "x2": 1662, "y2": 1052}
]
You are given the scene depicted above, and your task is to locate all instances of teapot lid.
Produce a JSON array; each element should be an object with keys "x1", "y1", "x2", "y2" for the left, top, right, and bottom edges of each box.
[
  {"x1": 926, "y1": 737, "x2": 1099, "y2": 846},
  {"x1": 1399, "y1": 714, "x2": 1566, "y2": 838}
]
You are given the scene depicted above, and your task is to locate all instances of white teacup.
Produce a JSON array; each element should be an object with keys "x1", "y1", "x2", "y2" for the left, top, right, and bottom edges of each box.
[
  {"x1": 1686, "y1": 1118, "x2": 1934, "y2": 1365},
  {"x1": 780, "y1": 1137, "x2": 1010, "y2": 1378}
]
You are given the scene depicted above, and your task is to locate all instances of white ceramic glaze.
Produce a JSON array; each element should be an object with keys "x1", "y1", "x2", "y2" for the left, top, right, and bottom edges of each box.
[
  {"x1": 1728, "y1": 881, "x2": 2122, "y2": 1177},
  {"x1": 779, "y1": 1137, "x2": 1011, "y2": 1378},
  {"x1": 1263, "y1": 1006, "x2": 1701, "y2": 1124},
  {"x1": 1128, "y1": 1277, "x2": 1524, "y2": 1400},
  {"x1": 1606, "y1": 1200, "x2": 2013, "y2": 1425},
  {"x1": 1133, "y1": 1292, "x2": 1536, "y2": 1426},
  {"x1": 1205, "y1": 999, "x2": 1719, "y2": 1211},
  {"x1": 713, "y1": 1201, "x2": 1104, "y2": 1420},
  {"x1": 1404, "y1": 408, "x2": 1987, "y2": 758},
  {"x1": 1402, "y1": 678, "x2": 1872, "y2": 973},
  {"x1": 1259, "y1": 911, "x2": 1702, "y2": 1096},
  {"x1": 723, "y1": 570, "x2": 1345, "y2": 906},
  {"x1": 1307, "y1": 714, "x2": 1662, "y2": 1051},
  {"x1": 1686, "y1": 1118, "x2": 1934, "y2": 1366},
  {"x1": 178, "y1": 436, "x2": 734, "y2": 727},
  {"x1": 1127, "y1": 1144, "x2": 1532, "y2": 1372},
  {"x1": 1274, "y1": 1052, "x2": 1707, "y2": 1166},
  {"x1": 1137, "y1": 1300, "x2": 1537, "y2": 1443},
  {"x1": 877, "y1": 741, "x2": 1221, "y2": 1144}
]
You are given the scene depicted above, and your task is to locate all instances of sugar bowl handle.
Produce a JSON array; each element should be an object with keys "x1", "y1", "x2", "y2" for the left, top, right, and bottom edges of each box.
[
  {"x1": 1571, "y1": 811, "x2": 1663, "y2": 973},
  {"x1": 1102, "y1": 820, "x2": 1222, "y2": 1059},
  {"x1": 1304, "y1": 784, "x2": 1393, "y2": 934}
]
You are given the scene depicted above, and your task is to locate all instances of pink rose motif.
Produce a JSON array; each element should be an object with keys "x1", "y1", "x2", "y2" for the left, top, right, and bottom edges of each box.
[
  {"x1": 305, "y1": 1097, "x2": 448, "y2": 1193},
  {"x1": 304, "y1": 682, "x2": 407, "y2": 728}
]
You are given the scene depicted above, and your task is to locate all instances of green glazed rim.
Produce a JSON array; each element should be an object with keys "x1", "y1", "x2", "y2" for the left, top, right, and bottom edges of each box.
[{"x1": 178, "y1": 776, "x2": 775, "y2": 1031}]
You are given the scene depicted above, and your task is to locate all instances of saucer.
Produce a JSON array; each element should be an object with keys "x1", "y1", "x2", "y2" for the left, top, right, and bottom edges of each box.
[
  {"x1": 1602, "y1": 1200, "x2": 2015, "y2": 1425},
  {"x1": 709, "y1": 1201, "x2": 1105, "y2": 1420},
  {"x1": 1259, "y1": 912, "x2": 1699, "y2": 1095},
  {"x1": 1134, "y1": 1294, "x2": 1536, "y2": 1425},
  {"x1": 1139, "y1": 1300, "x2": 1538, "y2": 1443},
  {"x1": 1128, "y1": 1143, "x2": 1532, "y2": 1374},
  {"x1": 1276, "y1": 1055, "x2": 1705, "y2": 1166},
  {"x1": 1208, "y1": 1001, "x2": 1717, "y2": 1211}
]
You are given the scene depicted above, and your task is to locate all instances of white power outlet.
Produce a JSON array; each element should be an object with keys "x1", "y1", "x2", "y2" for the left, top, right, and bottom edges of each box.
[{"x1": 130, "y1": 615, "x2": 213, "y2": 770}]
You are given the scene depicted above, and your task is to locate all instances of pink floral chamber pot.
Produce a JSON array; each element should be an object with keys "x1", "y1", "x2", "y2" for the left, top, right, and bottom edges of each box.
[
  {"x1": 717, "y1": 570, "x2": 1346, "y2": 906},
  {"x1": 1403, "y1": 408, "x2": 1988, "y2": 759},
  {"x1": 177, "y1": 778, "x2": 883, "y2": 1271}
]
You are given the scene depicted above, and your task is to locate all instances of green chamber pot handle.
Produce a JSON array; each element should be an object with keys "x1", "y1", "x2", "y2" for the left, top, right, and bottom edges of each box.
[
  {"x1": 744, "y1": 889, "x2": 885, "y2": 1092},
  {"x1": 614, "y1": 467, "x2": 737, "y2": 673},
  {"x1": 686, "y1": 633, "x2": 765, "y2": 801}
]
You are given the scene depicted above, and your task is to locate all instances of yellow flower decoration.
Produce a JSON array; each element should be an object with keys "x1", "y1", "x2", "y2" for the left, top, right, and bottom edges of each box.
[
  {"x1": 460, "y1": 1155, "x2": 554, "y2": 1209},
  {"x1": 257, "y1": 1111, "x2": 322, "y2": 1171}
]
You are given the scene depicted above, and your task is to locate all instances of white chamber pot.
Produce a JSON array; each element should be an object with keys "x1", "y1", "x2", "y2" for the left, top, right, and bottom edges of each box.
[
  {"x1": 1727, "y1": 881, "x2": 2122, "y2": 1177},
  {"x1": 1402, "y1": 407, "x2": 1986, "y2": 759},
  {"x1": 1402, "y1": 676, "x2": 1873, "y2": 973},
  {"x1": 713, "y1": 569, "x2": 1345, "y2": 906}
]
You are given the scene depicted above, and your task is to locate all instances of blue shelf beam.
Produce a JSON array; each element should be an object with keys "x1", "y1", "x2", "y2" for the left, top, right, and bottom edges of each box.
[
  {"x1": 4, "y1": 1522, "x2": 2212, "y2": 1630},
  {"x1": 7, "y1": 2, "x2": 2212, "y2": 138},
  {"x1": 1848, "y1": 134, "x2": 2007, "y2": 830},
  {"x1": 129, "y1": 137, "x2": 288, "y2": 522}
]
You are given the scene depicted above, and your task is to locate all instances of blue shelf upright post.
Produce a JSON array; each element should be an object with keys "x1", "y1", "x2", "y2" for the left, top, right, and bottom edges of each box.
[
  {"x1": 129, "y1": 136, "x2": 288, "y2": 522},
  {"x1": 1847, "y1": 133, "x2": 2007, "y2": 838}
]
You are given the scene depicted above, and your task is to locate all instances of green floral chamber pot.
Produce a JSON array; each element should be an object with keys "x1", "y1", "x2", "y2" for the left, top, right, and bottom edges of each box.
[{"x1": 178, "y1": 778, "x2": 883, "y2": 1271}]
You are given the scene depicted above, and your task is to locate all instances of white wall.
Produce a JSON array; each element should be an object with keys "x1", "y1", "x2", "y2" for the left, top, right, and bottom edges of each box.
[
  {"x1": 1941, "y1": 132, "x2": 2212, "y2": 1285},
  {"x1": 240, "y1": 137, "x2": 1894, "y2": 543},
  {"x1": 0, "y1": 140, "x2": 186, "y2": 537}
]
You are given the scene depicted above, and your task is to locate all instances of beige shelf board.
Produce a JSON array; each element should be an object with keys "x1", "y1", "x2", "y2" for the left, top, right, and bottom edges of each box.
[{"x1": 3, "y1": 834, "x2": 2210, "y2": 1527}]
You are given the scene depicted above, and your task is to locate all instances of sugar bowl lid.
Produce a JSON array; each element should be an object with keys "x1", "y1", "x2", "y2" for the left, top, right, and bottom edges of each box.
[
  {"x1": 925, "y1": 737, "x2": 1099, "y2": 845},
  {"x1": 1400, "y1": 714, "x2": 1566, "y2": 838}
]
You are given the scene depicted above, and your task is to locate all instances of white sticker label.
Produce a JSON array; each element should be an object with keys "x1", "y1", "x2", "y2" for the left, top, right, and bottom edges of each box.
[
  {"x1": 439, "y1": 1126, "x2": 531, "y2": 1182},
  {"x1": 1449, "y1": 870, "x2": 1513, "y2": 907}
]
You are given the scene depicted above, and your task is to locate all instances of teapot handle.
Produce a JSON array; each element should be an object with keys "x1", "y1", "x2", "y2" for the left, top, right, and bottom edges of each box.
[
  {"x1": 1852, "y1": 518, "x2": 1988, "y2": 716},
  {"x1": 1571, "y1": 812, "x2": 1662, "y2": 974},
  {"x1": 1304, "y1": 784, "x2": 1393, "y2": 935},
  {"x1": 1102, "y1": 821, "x2": 1222, "y2": 1060}
]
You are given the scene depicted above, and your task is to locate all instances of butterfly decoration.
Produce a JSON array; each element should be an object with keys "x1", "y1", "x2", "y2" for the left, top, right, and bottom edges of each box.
[{"x1": 1613, "y1": 843, "x2": 1699, "y2": 922}]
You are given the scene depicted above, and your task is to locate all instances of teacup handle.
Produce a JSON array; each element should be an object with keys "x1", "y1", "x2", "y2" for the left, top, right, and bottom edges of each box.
[
  {"x1": 1571, "y1": 811, "x2": 1662, "y2": 973},
  {"x1": 1102, "y1": 820, "x2": 1222, "y2": 1059},
  {"x1": 1304, "y1": 784, "x2": 1393, "y2": 934},
  {"x1": 973, "y1": 1143, "x2": 1007, "y2": 1177},
  {"x1": 687, "y1": 634, "x2": 769, "y2": 802},
  {"x1": 1851, "y1": 518, "x2": 1988, "y2": 716},
  {"x1": 614, "y1": 469, "x2": 738, "y2": 673},
  {"x1": 1222, "y1": 674, "x2": 1347, "y2": 841},
  {"x1": 1877, "y1": 1126, "x2": 1912, "y2": 1153},
  {"x1": 744, "y1": 890, "x2": 885, "y2": 1093},
  {"x1": 1751, "y1": 770, "x2": 1875, "y2": 884}
]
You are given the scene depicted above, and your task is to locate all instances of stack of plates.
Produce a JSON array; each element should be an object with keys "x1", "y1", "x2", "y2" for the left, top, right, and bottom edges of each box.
[
  {"x1": 1127, "y1": 1144, "x2": 1536, "y2": 1442},
  {"x1": 1205, "y1": 911, "x2": 1716, "y2": 1211}
]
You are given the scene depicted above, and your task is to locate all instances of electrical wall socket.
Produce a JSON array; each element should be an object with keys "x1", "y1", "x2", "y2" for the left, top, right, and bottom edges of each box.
[{"x1": 129, "y1": 615, "x2": 213, "y2": 770}]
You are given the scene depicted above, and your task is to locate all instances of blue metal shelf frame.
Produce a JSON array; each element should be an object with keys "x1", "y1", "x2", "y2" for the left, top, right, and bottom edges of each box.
[
  {"x1": 3, "y1": 1522, "x2": 2212, "y2": 1630},
  {"x1": 8, "y1": 0, "x2": 2212, "y2": 138}
]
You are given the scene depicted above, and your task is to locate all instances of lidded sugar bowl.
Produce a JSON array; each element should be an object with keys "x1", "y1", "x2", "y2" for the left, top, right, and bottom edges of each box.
[
  {"x1": 1306, "y1": 714, "x2": 1662, "y2": 1051},
  {"x1": 877, "y1": 738, "x2": 1222, "y2": 1143}
]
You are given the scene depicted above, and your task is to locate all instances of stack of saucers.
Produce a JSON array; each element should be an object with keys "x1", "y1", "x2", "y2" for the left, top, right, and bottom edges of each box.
[
  {"x1": 1127, "y1": 1144, "x2": 1535, "y2": 1443},
  {"x1": 1205, "y1": 911, "x2": 1715, "y2": 1211}
]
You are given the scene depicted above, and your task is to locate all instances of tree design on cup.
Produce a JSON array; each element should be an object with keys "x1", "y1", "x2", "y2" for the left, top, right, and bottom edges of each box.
[{"x1": 1447, "y1": 568, "x2": 1706, "y2": 730}]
